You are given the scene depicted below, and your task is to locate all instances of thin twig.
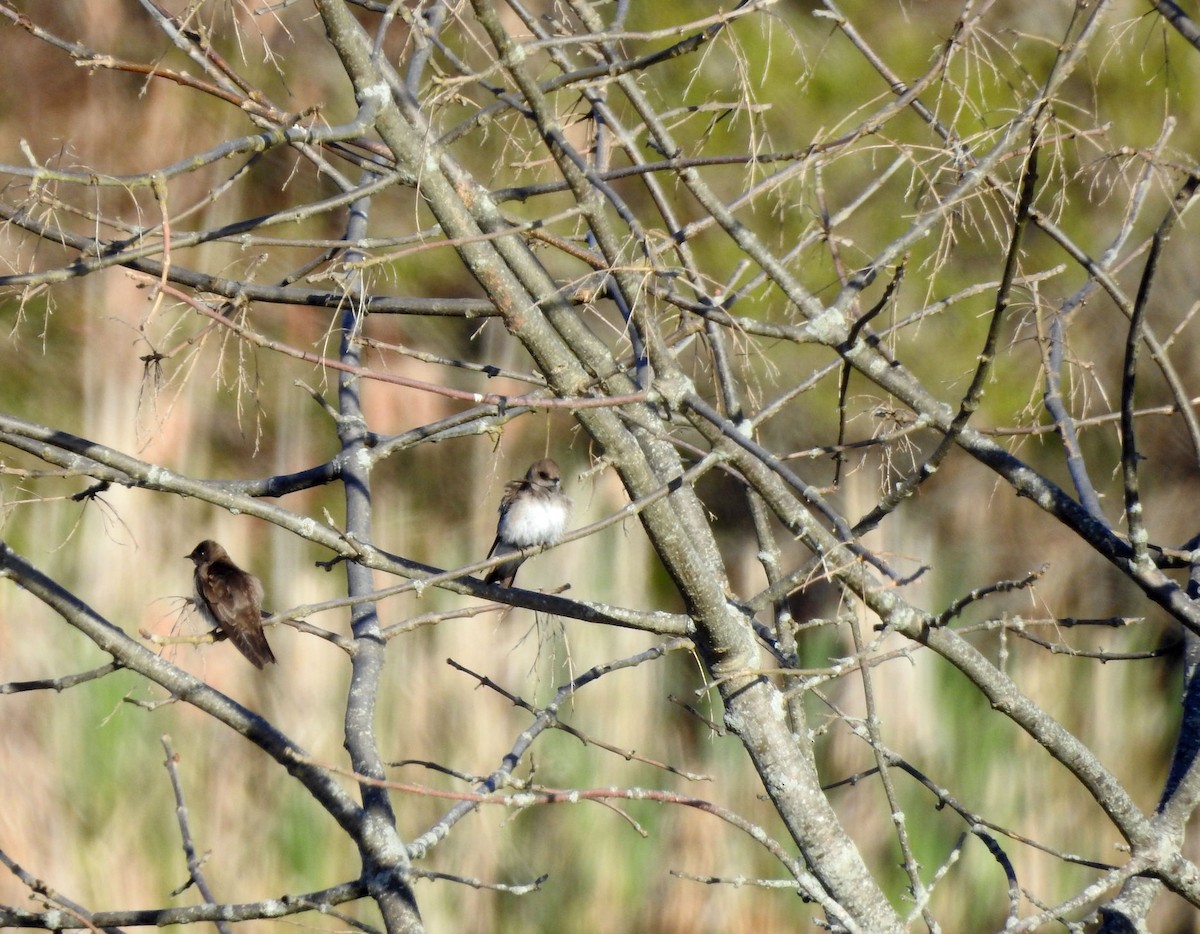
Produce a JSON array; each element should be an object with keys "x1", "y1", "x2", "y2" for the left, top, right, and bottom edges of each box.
[{"x1": 160, "y1": 735, "x2": 233, "y2": 934}]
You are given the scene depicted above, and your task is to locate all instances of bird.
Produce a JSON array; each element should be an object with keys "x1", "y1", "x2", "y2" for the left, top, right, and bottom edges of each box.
[
  {"x1": 485, "y1": 458, "x2": 572, "y2": 588},
  {"x1": 185, "y1": 540, "x2": 276, "y2": 669}
]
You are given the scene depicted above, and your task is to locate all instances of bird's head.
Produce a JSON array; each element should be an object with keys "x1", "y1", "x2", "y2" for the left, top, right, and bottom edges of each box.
[
  {"x1": 526, "y1": 458, "x2": 561, "y2": 490},
  {"x1": 186, "y1": 540, "x2": 226, "y2": 565}
]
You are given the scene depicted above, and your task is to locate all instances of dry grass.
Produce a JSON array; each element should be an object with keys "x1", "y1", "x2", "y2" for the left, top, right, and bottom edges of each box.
[{"x1": 2, "y1": 1, "x2": 1200, "y2": 930}]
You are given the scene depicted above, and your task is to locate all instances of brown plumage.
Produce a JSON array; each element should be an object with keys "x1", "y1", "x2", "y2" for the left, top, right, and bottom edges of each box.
[
  {"x1": 485, "y1": 458, "x2": 571, "y2": 588},
  {"x1": 186, "y1": 540, "x2": 276, "y2": 669}
]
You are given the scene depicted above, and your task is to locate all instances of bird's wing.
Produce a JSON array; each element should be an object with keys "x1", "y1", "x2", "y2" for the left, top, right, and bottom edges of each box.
[
  {"x1": 496, "y1": 478, "x2": 524, "y2": 517},
  {"x1": 199, "y1": 562, "x2": 275, "y2": 668},
  {"x1": 486, "y1": 478, "x2": 537, "y2": 586}
]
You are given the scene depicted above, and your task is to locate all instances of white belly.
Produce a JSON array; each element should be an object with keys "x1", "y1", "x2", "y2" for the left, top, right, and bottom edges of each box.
[{"x1": 500, "y1": 496, "x2": 568, "y2": 547}]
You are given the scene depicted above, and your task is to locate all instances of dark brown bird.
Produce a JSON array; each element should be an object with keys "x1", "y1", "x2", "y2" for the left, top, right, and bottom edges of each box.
[
  {"x1": 186, "y1": 540, "x2": 276, "y2": 669},
  {"x1": 485, "y1": 458, "x2": 571, "y2": 588}
]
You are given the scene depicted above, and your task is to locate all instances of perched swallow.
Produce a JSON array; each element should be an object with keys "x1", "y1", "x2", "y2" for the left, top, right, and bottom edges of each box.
[
  {"x1": 485, "y1": 458, "x2": 571, "y2": 588},
  {"x1": 186, "y1": 540, "x2": 276, "y2": 669}
]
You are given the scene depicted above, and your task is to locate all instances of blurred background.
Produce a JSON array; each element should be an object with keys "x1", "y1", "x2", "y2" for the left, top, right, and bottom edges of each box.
[{"x1": 1, "y1": 0, "x2": 1199, "y2": 930}]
